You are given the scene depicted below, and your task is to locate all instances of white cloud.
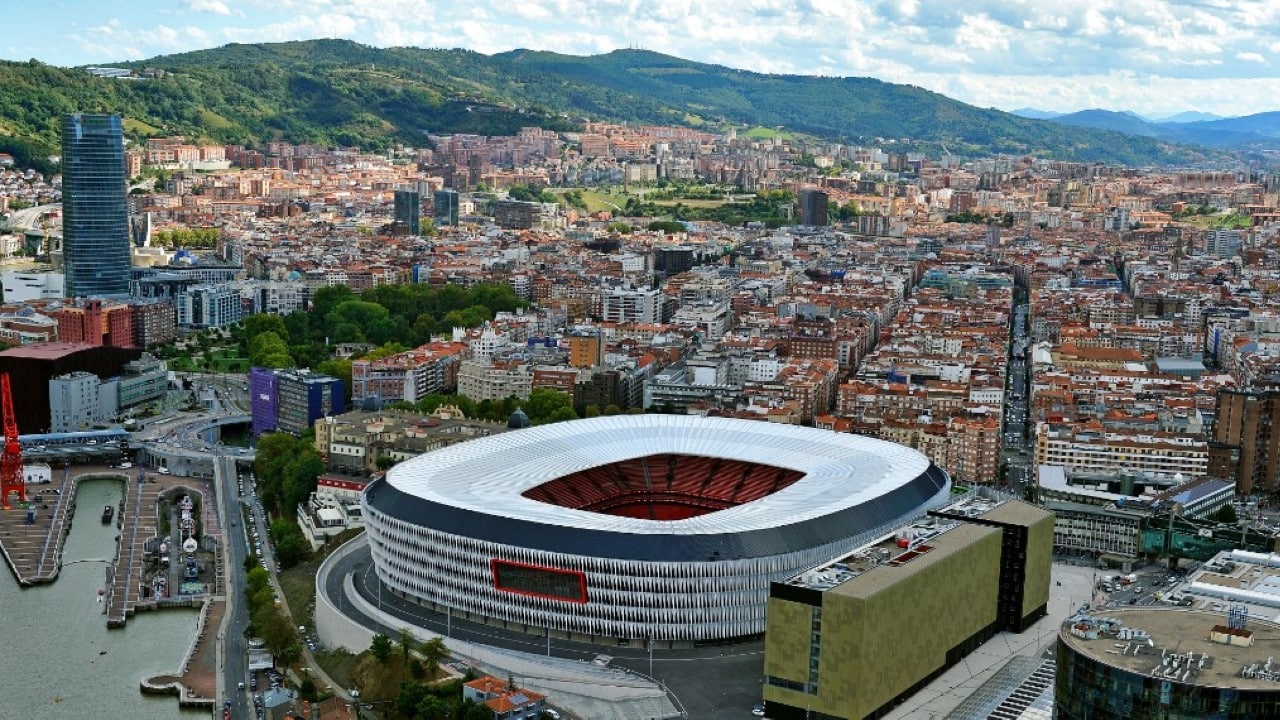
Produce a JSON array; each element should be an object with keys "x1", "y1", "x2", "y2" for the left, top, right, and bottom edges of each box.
[
  {"x1": 37, "y1": 0, "x2": 1280, "y2": 117},
  {"x1": 183, "y1": 0, "x2": 232, "y2": 15}
]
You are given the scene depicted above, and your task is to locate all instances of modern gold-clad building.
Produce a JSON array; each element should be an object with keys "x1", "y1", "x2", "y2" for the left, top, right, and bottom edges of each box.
[{"x1": 763, "y1": 498, "x2": 1053, "y2": 720}]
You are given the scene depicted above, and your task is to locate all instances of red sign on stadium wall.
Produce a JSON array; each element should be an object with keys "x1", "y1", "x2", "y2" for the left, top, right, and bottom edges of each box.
[{"x1": 490, "y1": 558, "x2": 588, "y2": 604}]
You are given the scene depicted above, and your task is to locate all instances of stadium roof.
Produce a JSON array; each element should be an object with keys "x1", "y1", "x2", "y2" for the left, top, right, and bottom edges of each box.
[
  {"x1": 0, "y1": 341, "x2": 97, "y2": 360},
  {"x1": 385, "y1": 415, "x2": 931, "y2": 537}
]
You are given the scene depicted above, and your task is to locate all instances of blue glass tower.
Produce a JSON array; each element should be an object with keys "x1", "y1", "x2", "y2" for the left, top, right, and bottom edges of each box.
[{"x1": 62, "y1": 113, "x2": 130, "y2": 298}]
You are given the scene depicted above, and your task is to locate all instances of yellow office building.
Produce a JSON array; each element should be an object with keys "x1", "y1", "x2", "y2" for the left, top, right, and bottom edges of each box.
[{"x1": 763, "y1": 498, "x2": 1053, "y2": 720}]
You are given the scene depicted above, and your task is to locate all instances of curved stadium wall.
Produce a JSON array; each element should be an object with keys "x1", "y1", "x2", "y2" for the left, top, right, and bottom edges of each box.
[{"x1": 363, "y1": 416, "x2": 951, "y2": 642}]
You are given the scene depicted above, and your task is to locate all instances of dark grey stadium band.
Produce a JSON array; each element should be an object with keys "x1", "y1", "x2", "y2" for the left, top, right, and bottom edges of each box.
[{"x1": 363, "y1": 463, "x2": 950, "y2": 562}]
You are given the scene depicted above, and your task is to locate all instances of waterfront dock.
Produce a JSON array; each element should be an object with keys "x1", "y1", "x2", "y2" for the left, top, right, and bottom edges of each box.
[
  {"x1": 0, "y1": 464, "x2": 82, "y2": 585},
  {"x1": 0, "y1": 465, "x2": 223, "y2": 628},
  {"x1": 104, "y1": 470, "x2": 222, "y2": 627},
  {"x1": 140, "y1": 598, "x2": 224, "y2": 709}
]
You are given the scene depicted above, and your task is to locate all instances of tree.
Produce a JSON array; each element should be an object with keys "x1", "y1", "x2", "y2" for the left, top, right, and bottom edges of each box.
[
  {"x1": 416, "y1": 695, "x2": 450, "y2": 720},
  {"x1": 419, "y1": 636, "x2": 448, "y2": 675},
  {"x1": 545, "y1": 406, "x2": 578, "y2": 424},
  {"x1": 282, "y1": 451, "x2": 325, "y2": 515},
  {"x1": 274, "y1": 531, "x2": 312, "y2": 569},
  {"x1": 241, "y1": 314, "x2": 290, "y2": 350},
  {"x1": 259, "y1": 607, "x2": 297, "y2": 663},
  {"x1": 370, "y1": 633, "x2": 393, "y2": 664},
  {"x1": 397, "y1": 627, "x2": 417, "y2": 666},
  {"x1": 1210, "y1": 504, "x2": 1238, "y2": 524},
  {"x1": 246, "y1": 566, "x2": 270, "y2": 597},
  {"x1": 646, "y1": 220, "x2": 685, "y2": 233},
  {"x1": 314, "y1": 358, "x2": 353, "y2": 402},
  {"x1": 268, "y1": 518, "x2": 313, "y2": 569},
  {"x1": 249, "y1": 331, "x2": 294, "y2": 368},
  {"x1": 298, "y1": 674, "x2": 318, "y2": 702},
  {"x1": 523, "y1": 388, "x2": 577, "y2": 426},
  {"x1": 394, "y1": 682, "x2": 430, "y2": 719},
  {"x1": 278, "y1": 641, "x2": 303, "y2": 669}
]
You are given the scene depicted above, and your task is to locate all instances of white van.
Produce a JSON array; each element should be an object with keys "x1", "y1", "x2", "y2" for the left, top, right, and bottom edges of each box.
[{"x1": 158, "y1": 467, "x2": 171, "y2": 475}]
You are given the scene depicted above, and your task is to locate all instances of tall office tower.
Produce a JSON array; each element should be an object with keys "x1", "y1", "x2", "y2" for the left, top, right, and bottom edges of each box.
[
  {"x1": 393, "y1": 187, "x2": 420, "y2": 235},
  {"x1": 434, "y1": 189, "x2": 459, "y2": 226},
  {"x1": 798, "y1": 188, "x2": 829, "y2": 226},
  {"x1": 62, "y1": 113, "x2": 130, "y2": 298}
]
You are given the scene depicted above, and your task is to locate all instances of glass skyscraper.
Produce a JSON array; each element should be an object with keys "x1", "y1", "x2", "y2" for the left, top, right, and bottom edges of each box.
[{"x1": 62, "y1": 113, "x2": 130, "y2": 298}]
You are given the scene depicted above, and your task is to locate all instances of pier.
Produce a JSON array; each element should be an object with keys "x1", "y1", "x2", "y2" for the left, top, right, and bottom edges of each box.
[{"x1": 0, "y1": 465, "x2": 224, "y2": 628}]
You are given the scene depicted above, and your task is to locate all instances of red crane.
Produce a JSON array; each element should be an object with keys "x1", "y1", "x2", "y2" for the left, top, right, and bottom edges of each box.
[{"x1": 1, "y1": 372, "x2": 24, "y2": 510}]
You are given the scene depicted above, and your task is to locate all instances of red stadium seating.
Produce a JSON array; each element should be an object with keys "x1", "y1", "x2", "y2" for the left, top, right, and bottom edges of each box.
[{"x1": 523, "y1": 454, "x2": 804, "y2": 520}]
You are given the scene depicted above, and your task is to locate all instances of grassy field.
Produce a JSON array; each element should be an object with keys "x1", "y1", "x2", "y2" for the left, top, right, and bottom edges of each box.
[
  {"x1": 1177, "y1": 212, "x2": 1251, "y2": 230},
  {"x1": 575, "y1": 189, "x2": 626, "y2": 214},
  {"x1": 561, "y1": 188, "x2": 734, "y2": 215},
  {"x1": 741, "y1": 126, "x2": 790, "y2": 140}
]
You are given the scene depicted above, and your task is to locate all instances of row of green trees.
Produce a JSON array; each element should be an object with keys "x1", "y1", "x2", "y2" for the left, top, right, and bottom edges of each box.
[
  {"x1": 154, "y1": 227, "x2": 221, "y2": 248},
  {"x1": 240, "y1": 283, "x2": 527, "y2": 370},
  {"x1": 620, "y1": 189, "x2": 796, "y2": 227},
  {"x1": 505, "y1": 183, "x2": 558, "y2": 204},
  {"x1": 253, "y1": 432, "x2": 325, "y2": 524},
  {"x1": 245, "y1": 565, "x2": 302, "y2": 667},
  {"x1": 945, "y1": 210, "x2": 1016, "y2": 227},
  {"x1": 362, "y1": 631, "x2": 527, "y2": 720},
  {"x1": 404, "y1": 389, "x2": 577, "y2": 425},
  {"x1": 407, "y1": 390, "x2": 642, "y2": 424}
]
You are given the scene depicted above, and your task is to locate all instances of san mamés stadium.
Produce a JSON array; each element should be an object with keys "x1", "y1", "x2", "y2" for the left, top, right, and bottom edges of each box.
[{"x1": 363, "y1": 415, "x2": 951, "y2": 643}]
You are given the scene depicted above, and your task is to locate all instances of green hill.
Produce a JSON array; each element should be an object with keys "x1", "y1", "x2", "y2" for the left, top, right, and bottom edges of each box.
[{"x1": 0, "y1": 39, "x2": 1232, "y2": 169}]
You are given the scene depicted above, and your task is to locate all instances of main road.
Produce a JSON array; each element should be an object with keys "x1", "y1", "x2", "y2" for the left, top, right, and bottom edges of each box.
[
  {"x1": 324, "y1": 545, "x2": 762, "y2": 718},
  {"x1": 215, "y1": 452, "x2": 251, "y2": 719},
  {"x1": 129, "y1": 375, "x2": 259, "y2": 717}
]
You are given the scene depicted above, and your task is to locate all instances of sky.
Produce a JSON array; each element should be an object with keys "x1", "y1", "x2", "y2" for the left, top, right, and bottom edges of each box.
[{"x1": 5, "y1": 0, "x2": 1279, "y2": 118}]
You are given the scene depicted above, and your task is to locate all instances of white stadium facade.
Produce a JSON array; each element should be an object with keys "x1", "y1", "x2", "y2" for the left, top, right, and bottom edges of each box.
[{"x1": 363, "y1": 415, "x2": 951, "y2": 644}]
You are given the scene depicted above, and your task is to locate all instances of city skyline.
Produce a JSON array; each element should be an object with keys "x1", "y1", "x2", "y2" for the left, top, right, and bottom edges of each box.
[{"x1": 4, "y1": 0, "x2": 1278, "y2": 119}]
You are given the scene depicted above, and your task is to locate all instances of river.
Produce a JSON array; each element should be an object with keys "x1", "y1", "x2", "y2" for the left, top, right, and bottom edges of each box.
[{"x1": 0, "y1": 478, "x2": 204, "y2": 719}]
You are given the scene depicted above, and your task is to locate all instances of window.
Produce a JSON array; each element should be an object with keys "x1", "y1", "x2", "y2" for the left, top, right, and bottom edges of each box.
[{"x1": 490, "y1": 559, "x2": 588, "y2": 604}]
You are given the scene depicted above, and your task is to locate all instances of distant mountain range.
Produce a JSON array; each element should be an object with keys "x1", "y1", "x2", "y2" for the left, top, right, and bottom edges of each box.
[
  {"x1": 1008, "y1": 107, "x2": 1280, "y2": 149},
  {"x1": 1011, "y1": 108, "x2": 1228, "y2": 124},
  {"x1": 0, "y1": 39, "x2": 1270, "y2": 170},
  {"x1": 1040, "y1": 109, "x2": 1279, "y2": 149}
]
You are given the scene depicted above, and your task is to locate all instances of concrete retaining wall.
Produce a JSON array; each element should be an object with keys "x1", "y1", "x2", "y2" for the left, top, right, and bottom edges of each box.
[{"x1": 314, "y1": 534, "x2": 377, "y2": 654}]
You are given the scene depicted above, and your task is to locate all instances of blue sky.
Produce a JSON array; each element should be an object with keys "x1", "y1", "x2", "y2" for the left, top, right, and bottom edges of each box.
[{"x1": 6, "y1": 0, "x2": 1278, "y2": 117}]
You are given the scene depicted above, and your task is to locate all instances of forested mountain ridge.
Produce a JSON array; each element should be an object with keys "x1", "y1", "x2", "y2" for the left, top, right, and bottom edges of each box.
[{"x1": 0, "y1": 39, "x2": 1239, "y2": 168}]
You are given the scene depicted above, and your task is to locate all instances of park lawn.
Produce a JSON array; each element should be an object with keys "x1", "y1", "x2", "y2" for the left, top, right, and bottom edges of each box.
[
  {"x1": 209, "y1": 350, "x2": 250, "y2": 373},
  {"x1": 575, "y1": 189, "x2": 627, "y2": 214},
  {"x1": 648, "y1": 197, "x2": 730, "y2": 209}
]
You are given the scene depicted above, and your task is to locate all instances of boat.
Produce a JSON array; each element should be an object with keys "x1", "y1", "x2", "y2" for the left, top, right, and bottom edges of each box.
[{"x1": 101, "y1": 505, "x2": 114, "y2": 524}]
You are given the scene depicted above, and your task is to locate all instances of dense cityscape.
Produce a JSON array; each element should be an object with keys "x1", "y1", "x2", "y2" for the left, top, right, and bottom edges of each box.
[{"x1": 3, "y1": 8, "x2": 1280, "y2": 720}]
